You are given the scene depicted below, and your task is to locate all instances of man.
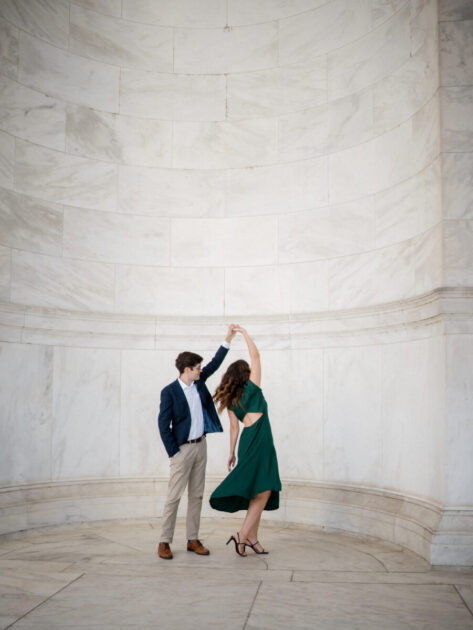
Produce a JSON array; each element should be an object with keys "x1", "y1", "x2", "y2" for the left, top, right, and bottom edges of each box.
[{"x1": 157, "y1": 325, "x2": 236, "y2": 559}]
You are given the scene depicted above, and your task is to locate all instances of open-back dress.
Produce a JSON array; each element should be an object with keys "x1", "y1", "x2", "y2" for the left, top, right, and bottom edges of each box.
[{"x1": 209, "y1": 380, "x2": 281, "y2": 512}]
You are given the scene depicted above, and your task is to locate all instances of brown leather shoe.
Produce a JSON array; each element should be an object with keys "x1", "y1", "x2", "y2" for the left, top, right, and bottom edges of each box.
[
  {"x1": 158, "y1": 542, "x2": 173, "y2": 559},
  {"x1": 187, "y1": 539, "x2": 210, "y2": 555}
]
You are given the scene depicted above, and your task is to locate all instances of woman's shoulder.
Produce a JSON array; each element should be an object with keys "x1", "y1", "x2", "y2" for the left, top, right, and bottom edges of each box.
[{"x1": 245, "y1": 379, "x2": 262, "y2": 391}]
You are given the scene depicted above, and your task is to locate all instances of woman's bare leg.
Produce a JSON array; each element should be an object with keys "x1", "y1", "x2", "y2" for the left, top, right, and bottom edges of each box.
[{"x1": 238, "y1": 490, "x2": 271, "y2": 552}]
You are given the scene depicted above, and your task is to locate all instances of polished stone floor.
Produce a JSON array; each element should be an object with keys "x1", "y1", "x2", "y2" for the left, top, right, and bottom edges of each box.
[{"x1": 1, "y1": 518, "x2": 473, "y2": 629}]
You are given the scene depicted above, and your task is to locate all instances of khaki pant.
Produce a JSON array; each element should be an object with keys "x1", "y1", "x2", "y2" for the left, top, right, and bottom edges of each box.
[{"x1": 160, "y1": 438, "x2": 207, "y2": 543}]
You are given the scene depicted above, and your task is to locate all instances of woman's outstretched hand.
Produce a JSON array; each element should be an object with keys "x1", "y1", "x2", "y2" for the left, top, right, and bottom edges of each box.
[
  {"x1": 232, "y1": 325, "x2": 246, "y2": 334},
  {"x1": 225, "y1": 323, "x2": 237, "y2": 343},
  {"x1": 227, "y1": 453, "x2": 236, "y2": 472}
]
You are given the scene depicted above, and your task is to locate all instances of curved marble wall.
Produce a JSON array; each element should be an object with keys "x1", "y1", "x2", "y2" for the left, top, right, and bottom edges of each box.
[
  {"x1": 0, "y1": 0, "x2": 441, "y2": 315},
  {"x1": 1, "y1": 0, "x2": 471, "y2": 565}
]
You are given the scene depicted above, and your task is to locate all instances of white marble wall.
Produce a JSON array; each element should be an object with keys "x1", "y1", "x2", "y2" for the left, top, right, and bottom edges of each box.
[
  {"x1": 438, "y1": 0, "x2": 473, "y2": 515},
  {"x1": 0, "y1": 0, "x2": 472, "y2": 564},
  {"x1": 0, "y1": 0, "x2": 442, "y2": 316}
]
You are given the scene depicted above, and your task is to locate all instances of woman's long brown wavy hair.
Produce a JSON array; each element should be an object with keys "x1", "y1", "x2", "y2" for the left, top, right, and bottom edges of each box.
[{"x1": 213, "y1": 359, "x2": 251, "y2": 413}]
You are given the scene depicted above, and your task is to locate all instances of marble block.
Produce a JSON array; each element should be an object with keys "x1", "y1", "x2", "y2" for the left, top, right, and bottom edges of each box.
[
  {"x1": 224, "y1": 266, "x2": 282, "y2": 315},
  {"x1": 380, "y1": 337, "x2": 444, "y2": 499},
  {"x1": 173, "y1": 119, "x2": 278, "y2": 169},
  {"x1": 279, "y1": 0, "x2": 371, "y2": 64},
  {"x1": 323, "y1": 346, "x2": 383, "y2": 485},
  {"x1": 442, "y1": 152, "x2": 473, "y2": 220},
  {"x1": 444, "y1": 220, "x2": 473, "y2": 285},
  {"x1": 118, "y1": 165, "x2": 225, "y2": 216},
  {"x1": 0, "y1": 130, "x2": 14, "y2": 190},
  {"x1": 0, "y1": 75, "x2": 66, "y2": 151},
  {"x1": 19, "y1": 32, "x2": 119, "y2": 113},
  {"x1": 115, "y1": 265, "x2": 224, "y2": 315},
  {"x1": 0, "y1": 343, "x2": 53, "y2": 485},
  {"x1": 66, "y1": 105, "x2": 172, "y2": 167},
  {"x1": 327, "y1": 88, "x2": 374, "y2": 153},
  {"x1": 414, "y1": 226, "x2": 443, "y2": 295},
  {"x1": 171, "y1": 216, "x2": 277, "y2": 267},
  {"x1": 0, "y1": 0, "x2": 69, "y2": 48},
  {"x1": 440, "y1": 19, "x2": 473, "y2": 86},
  {"x1": 445, "y1": 335, "x2": 473, "y2": 506},
  {"x1": 0, "y1": 16, "x2": 19, "y2": 79},
  {"x1": 226, "y1": 59, "x2": 327, "y2": 119},
  {"x1": 228, "y1": 0, "x2": 329, "y2": 25},
  {"x1": 329, "y1": 141, "x2": 374, "y2": 204},
  {"x1": 63, "y1": 206, "x2": 170, "y2": 266},
  {"x1": 328, "y1": 240, "x2": 415, "y2": 309},
  {"x1": 262, "y1": 347, "x2": 325, "y2": 480},
  {"x1": 278, "y1": 198, "x2": 375, "y2": 263},
  {"x1": 15, "y1": 140, "x2": 117, "y2": 211},
  {"x1": 122, "y1": 0, "x2": 227, "y2": 28},
  {"x1": 225, "y1": 156, "x2": 328, "y2": 216},
  {"x1": 278, "y1": 103, "x2": 328, "y2": 161},
  {"x1": 374, "y1": 160, "x2": 441, "y2": 247},
  {"x1": 0, "y1": 245, "x2": 10, "y2": 301},
  {"x1": 11, "y1": 250, "x2": 115, "y2": 312},
  {"x1": 70, "y1": 4, "x2": 173, "y2": 72},
  {"x1": 119, "y1": 69, "x2": 226, "y2": 121},
  {"x1": 441, "y1": 86, "x2": 473, "y2": 152},
  {"x1": 0, "y1": 187, "x2": 63, "y2": 256},
  {"x1": 371, "y1": 0, "x2": 408, "y2": 28},
  {"x1": 277, "y1": 260, "x2": 329, "y2": 314},
  {"x1": 73, "y1": 0, "x2": 122, "y2": 17},
  {"x1": 328, "y1": 4, "x2": 411, "y2": 100},
  {"x1": 373, "y1": 36, "x2": 438, "y2": 134},
  {"x1": 224, "y1": 262, "x2": 329, "y2": 315},
  {"x1": 120, "y1": 349, "x2": 177, "y2": 476},
  {"x1": 410, "y1": 0, "x2": 439, "y2": 57},
  {"x1": 174, "y1": 22, "x2": 278, "y2": 74},
  {"x1": 52, "y1": 347, "x2": 121, "y2": 479},
  {"x1": 439, "y1": 0, "x2": 473, "y2": 21},
  {"x1": 369, "y1": 96, "x2": 439, "y2": 195}
]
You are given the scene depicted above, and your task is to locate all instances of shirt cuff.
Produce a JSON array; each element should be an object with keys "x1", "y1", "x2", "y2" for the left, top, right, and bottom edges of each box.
[{"x1": 222, "y1": 341, "x2": 231, "y2": 349}]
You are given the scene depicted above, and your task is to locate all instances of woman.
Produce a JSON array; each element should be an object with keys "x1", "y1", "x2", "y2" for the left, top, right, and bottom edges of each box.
[{"x1": 210, "y1": 326, "x2": 281, "y2": 556}]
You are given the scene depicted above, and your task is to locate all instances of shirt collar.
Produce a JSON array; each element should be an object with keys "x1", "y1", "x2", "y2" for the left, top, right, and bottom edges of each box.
[{"x1": 178, "y1": 378, "x2": 194, "y2": 391}]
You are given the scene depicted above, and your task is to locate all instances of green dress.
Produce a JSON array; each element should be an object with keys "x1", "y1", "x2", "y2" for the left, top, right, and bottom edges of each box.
[{"x1": 210, "y1": 380, "x2": 281, "y2": 512}]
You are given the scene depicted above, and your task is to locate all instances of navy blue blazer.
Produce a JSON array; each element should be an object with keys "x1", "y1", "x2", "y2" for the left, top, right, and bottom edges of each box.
[{"x1": 157, "y1": 345, "x2": 229, "y2": 457}]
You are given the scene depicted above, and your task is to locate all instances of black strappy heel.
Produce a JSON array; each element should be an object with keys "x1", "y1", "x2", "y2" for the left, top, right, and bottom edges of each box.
[
  {"x1": 246, "y1": 539, "x2": 268, "y2": 554},
  {"x1": 226, "y1": 532, "x2": 247, "y2": 556}
]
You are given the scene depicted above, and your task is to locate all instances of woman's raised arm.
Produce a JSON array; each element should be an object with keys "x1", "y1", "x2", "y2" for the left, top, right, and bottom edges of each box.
[{"x1": 234, "y1": 326, "x2": 261, "y2": 387}]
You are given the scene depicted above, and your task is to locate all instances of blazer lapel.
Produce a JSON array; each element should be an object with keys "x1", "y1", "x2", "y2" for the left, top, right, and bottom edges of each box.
[{"x1": 173, "y1": 379, "x2": 191, "y2": 414}]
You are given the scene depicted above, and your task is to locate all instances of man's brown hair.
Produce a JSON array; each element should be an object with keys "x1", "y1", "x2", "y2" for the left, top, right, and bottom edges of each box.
[{"x1": 175, "y1": 351, "x2": 203, "y2": 374}]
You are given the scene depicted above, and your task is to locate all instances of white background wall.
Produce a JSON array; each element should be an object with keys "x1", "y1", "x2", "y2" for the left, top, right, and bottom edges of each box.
[{"x1": 0, "y1": 0, "x2": 471, "y2": 562}]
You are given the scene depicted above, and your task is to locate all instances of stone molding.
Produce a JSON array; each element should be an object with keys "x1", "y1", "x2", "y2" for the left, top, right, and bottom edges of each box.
[
  {"x1": 1, "y1": 477, "x2": 470, "y2": 565},
  {"x1": 1, "y1": 287, "x2": 472, "y2": 349}
]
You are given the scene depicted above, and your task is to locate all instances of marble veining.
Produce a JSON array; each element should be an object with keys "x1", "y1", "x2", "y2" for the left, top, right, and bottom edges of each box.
[
  {"x1": 0, "y1": 16, "x2": 19, "y2": 79},
  {"x1": 174, "y1": 21, "x2": 278, "y2": 74},
  {"x1": 0, "y1": 0, "x2": 69, "y2": 49},
  {"x1": 119, "y1": 69, "x2": 226, "y2": 121},
  {"x1": 19, "y1": 32, "x2": 120, "y2": 113},
  {"x1": 70, "y1": 4, "x2": 173, "y2": 72},
  {"x1": 0, "y1": 187, "x2": 63, "y2": 256},
  {"x1": 0, "y1": 130, "x2": 14, "y2": 190},
  {"x1": 0, "y1": 74, "x2": 66, "y2": 151},
  {"x1": 15, "y1": 139, "x2": 118, "y2": 211},
  {"x1": 66, "y1": 105, "x2": 173, "y2": 167},
  {"x1": 279, "y1": 0, "x2": 371, "y2": 64}
]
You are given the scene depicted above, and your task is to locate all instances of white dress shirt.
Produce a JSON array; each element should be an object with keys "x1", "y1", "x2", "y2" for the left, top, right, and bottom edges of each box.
[
  {"x1": 178, "y1": 340, "x2": 231, "y2": 442},
  {"x1": 178, "y1": 378, "x2": 204, "y2": 440}
]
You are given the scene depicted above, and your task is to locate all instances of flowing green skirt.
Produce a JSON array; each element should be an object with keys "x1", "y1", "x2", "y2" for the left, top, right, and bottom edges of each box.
[{"x1": 209, "y1": 414, "x2": 281, "y2": 513}]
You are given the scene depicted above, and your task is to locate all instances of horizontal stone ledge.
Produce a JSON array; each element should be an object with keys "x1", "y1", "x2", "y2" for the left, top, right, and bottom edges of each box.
[
  {"x1": 0, "y1": 288, "x2": 472, "y2": 349},
  {"x1": 2, "y1": 477, "x2": 470, "y2": 564}
]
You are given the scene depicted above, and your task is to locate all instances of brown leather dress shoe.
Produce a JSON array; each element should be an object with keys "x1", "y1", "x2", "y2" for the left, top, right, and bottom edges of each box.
[
  {"x1": 187, "y1": 539, "x2": 210, "y2": 555},
  {"x1": 158, "y1": 542, "x2": 173, "y2": 559}
]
